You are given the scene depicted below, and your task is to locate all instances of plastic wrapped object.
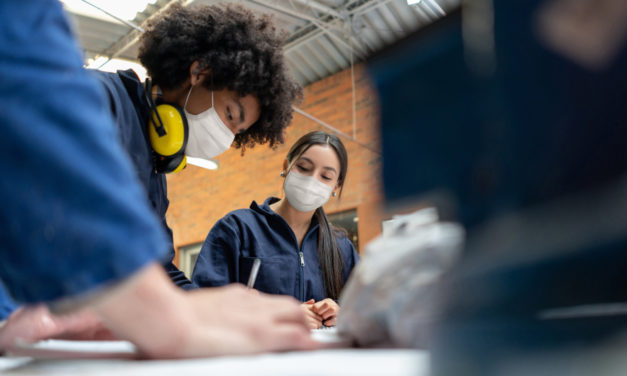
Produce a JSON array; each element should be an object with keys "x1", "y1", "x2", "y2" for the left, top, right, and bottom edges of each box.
[{"x1": 337, "y1": 208, "x2": 464, "y2": 348}]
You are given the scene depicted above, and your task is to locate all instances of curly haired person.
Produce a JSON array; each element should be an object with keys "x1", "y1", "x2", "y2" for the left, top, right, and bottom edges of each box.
[{"x1": 93, "y1": 3, "x2": 303, "y2": 287}]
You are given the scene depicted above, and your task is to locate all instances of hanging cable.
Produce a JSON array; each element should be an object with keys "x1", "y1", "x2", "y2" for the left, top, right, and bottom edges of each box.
[
  {"x1": 79, "y1": 0, "x2": 144, "y2": 32},
  {"x1": 292, "y1": 106, "x2": 381, "y2": 155},
  {"x1": 79, "y1": 0, "x2": 145, "y2": 70},
  {"x1": 350, "y1": 15, "x2": 357, "y2": 140}
]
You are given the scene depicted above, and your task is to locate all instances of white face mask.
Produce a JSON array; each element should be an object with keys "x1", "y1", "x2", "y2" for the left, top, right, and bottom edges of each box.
[
  {"x1": 183, "y1": 85, "x2": 235, "y2": 159},
  {"x1": 284, "y1": 171, "x2": 334, "y2": 212}
]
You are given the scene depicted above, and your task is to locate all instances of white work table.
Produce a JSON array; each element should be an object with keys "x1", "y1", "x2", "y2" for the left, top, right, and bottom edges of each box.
[{"x1": 0, "y1": 347, "x2": 428, "y2": 376}]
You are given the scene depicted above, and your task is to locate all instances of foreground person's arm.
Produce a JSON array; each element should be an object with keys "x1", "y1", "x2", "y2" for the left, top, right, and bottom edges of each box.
[
  {"x1": 91, "y1": 263, "x2": 318, "y2": 358},
  {"x1": 0, "y1": 2, "x2": 316, "y2": 358},
  {"x1": 0, "y1": 264, "x2": 317, "y2": 358}
]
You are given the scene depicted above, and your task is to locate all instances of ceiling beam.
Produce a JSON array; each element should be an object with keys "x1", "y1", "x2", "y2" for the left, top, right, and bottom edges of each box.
[
  {"x1": 290, "y1": 0, "x2": 344, "y2": 19},
  {"x1": 247, "y1": 0, "x2": 367, "y2": 60},
  {"x1": 100, "y1": 0, "x2": 180, "y2": 61}
]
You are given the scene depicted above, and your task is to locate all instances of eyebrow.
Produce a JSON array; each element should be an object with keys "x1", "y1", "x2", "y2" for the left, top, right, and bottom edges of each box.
[
  {"x1": 299, "y1": 157, "x2": 337, "y2": 174},
  {"x1": 236, "y1": 100, "x2": 245, "y2": 124}
]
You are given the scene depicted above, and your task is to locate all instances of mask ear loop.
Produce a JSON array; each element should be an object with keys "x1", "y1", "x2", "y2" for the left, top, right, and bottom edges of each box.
[
  {"x1": 184, "y1": 66, "x2": 202, "y2": 112},
  {"x1": 209, "y1": 73, "x2": 214, "y2": 109},
  {"x1": 185, "y1": 73, "x2": 214, "y2": 111},
  {"x1": 183, "y1": 84, "x2": 193, "y2": 113}
]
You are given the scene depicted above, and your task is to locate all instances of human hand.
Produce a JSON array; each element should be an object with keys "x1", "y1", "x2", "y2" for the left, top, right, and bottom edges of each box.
[
  {"x1": 312, "y1": 298, "x2": 340, "y2": 327},
  {"x1": 90, "y1": 265, "x2": 318, "y2": 359},
  {"x1": 1, "y1": 265, "x2": 318, "y2": 358},
  {"x1": 0, "y1": 304, "x2": 114, "y2": 351},
  {"x1": 180, "y1": 285, "x2": 319, "y2": 357},
  {"x1": 300, "y1": 299, "x2": 323, "y2": 329}
]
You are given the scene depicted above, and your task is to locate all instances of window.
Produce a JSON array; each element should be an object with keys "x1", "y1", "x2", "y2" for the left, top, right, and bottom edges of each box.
[
  {"x1": 178, "y1": 243, "x2": 202, "y2": 280},
  {"x1": 328, "y1": 209, "x2": 359, "y2": 250}
]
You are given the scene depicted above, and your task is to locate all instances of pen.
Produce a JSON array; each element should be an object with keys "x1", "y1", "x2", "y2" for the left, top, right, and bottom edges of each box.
[{"x1": 247, "y1": 258, "x2": 261, "y2": 289}]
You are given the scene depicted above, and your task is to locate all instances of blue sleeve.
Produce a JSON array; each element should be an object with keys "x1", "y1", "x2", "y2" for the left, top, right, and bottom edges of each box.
[
  {"x1": 192, "y1": 216, "x2": 241, "y2": 288},
  {"x1": 0, "y1": 1, "x2": 168, "y2": 304},
  {"x1": 163, "y1": 225, "x2": 195, "y2": 289},
  {"x1": 338, "y1": 236, "x2": 360, "y2": 283},
  {"x1": 0, "y1": 284, "x2": 17, "y2": 320}
]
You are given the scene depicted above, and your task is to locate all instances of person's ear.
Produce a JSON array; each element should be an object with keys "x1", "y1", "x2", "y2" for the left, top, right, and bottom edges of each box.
[
  {"x1": 189, "y1": 61, "x2": 209, "y2": 86},
  {"x1": 332, "y1": 181, "x2": 342, "y2": 197},
  {"x1": 282, "y1": 159, "x2": 288, "y2": 175}
]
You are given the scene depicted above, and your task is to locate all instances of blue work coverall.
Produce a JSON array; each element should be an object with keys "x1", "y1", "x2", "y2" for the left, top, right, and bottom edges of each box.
[
  {"x1": 0, "y1": 0, "x2": 168, "y2": 317},
  {"x1": 192, "y1": 197, "x2": 359, "y2": 302},
  {"x1": 90, "y1": 69, "x2": 192, "y2": 288}
]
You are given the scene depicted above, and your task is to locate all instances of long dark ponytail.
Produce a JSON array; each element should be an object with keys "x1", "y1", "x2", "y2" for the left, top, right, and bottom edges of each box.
[{"x1": 285, "y1": 131, "x2": 348, "y2": 300}]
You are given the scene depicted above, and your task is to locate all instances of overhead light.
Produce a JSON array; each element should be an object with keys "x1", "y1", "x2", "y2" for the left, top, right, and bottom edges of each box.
[
  {"x1": 186, "y1": 157, "x2": 219, "y2": 171},
  {"x1": 407, "y1": 0, "x2": 446, "y2": 16},
  {"x1": 84, "y1": 56, "x2": 109, "y2": 68}
]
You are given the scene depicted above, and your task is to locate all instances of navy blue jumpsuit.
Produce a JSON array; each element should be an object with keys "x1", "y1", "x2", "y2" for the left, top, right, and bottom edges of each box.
[
  {"x1": 0, "y1": 0, "x2": 169, "y2": 317},
  {"x1": 90, "y1": 69, "x2": 192, "y2": 289},
  {"x1": 192, "y1": 197, "x2": 359, "y2": 302}
]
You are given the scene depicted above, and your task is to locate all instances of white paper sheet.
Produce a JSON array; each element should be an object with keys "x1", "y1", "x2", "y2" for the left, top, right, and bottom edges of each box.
[{"x1": 6, "y1": 339, "x2": 137, "y2": 359}]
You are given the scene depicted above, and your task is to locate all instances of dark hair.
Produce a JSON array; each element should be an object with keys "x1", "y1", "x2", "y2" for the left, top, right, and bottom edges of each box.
[
  {"x1": 138, "y1": 4, "x2": 302, "y2": 151},
  {"x1": 285, "y1": 131, "x2": 349, "y2": 300}
]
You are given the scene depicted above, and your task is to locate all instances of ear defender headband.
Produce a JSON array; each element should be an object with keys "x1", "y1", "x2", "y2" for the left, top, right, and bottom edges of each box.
[{"x1": 144, "y1": 78, "x2": 189, "y2": 173}]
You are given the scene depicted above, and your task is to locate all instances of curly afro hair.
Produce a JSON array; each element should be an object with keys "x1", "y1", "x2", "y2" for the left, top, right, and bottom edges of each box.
[{"x1": 138, "y1": 4, "x2": 302, "y2": 150}]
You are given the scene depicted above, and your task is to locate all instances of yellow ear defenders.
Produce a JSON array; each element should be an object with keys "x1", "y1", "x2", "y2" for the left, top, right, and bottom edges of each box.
[{"x1": 144, "y1": 78, "x2": 189, "y2": 173}]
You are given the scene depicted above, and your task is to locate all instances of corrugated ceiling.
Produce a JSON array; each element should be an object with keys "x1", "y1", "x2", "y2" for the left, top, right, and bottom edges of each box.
[{"x1": 66, "y1": 0, "x2": 461, "y2": 86}]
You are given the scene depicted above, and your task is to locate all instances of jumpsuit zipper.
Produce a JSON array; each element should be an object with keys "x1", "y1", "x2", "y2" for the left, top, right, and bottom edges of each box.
[{"x1": 299, "y1": 250, "x2": 305, "y2": 302}]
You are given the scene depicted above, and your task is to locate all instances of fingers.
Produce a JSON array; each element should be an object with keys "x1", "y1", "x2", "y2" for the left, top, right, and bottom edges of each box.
[
  {"x1": 263, "y1": 325, "x2": 320, "y2": 352},
  {"x1": 142, "y1": 282, "x2": 329, "y2": 357},
  {"x1": 182, "y1": 287, "x2": 321, "y2": 357},
  {"x1": 300, "y1": 299, "x2": 315, "y2": 313},
  {"x1": 0, "y1": 305, "x2": 62, "y2": 349},
  {"x1": 0, "y1": 305, "x2": 113, "y2": 350},
  {"x1": 302, "y1": 308, "x2": 323, "y2": 329},
  {"x1": 300, "y1": 301, "x2": 323, "y2": 329},
  {"x1": 201, "y1": 285, "x2": 309, "y2": 327},
  {"x1": 312, "y1": 298, "x2": 339, "y2": 321},
  {"x1": 264, "y1": 295, "x2": 312, "y2": 327},
  {"x1": 323, "y1": 317, "x2": 337, "y2": 327},
  {"x1": 190, "y1": 320, "x2": 319, "y2": 357}
]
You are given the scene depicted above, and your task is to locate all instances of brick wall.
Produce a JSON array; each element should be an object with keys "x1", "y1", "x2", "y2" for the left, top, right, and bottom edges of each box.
[{"x1": 165, "y1": 64, "x2": 384, "y2": 264}]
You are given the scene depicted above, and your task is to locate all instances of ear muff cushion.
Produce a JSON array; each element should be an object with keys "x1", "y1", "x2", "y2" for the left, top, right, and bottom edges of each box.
[
  {"x1": 148, "y1": 104, "x2": 188, "y2": 157},
  {"x1": 170, "y1": 154, "x2": 187, "y2": 173},
  {"x1": 154, "y1": 153, "x2": 187, "y2": 174}
]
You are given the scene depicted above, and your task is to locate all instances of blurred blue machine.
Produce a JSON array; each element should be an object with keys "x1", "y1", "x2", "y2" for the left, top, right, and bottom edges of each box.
[{"x1": 368, "y1": 1, "x2": 627, "y2": 374}]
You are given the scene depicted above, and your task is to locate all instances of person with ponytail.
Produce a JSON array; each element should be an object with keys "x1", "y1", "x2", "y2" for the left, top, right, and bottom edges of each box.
[{"x1": 192, "y1": 131, "x2": 359, "y2": 328}]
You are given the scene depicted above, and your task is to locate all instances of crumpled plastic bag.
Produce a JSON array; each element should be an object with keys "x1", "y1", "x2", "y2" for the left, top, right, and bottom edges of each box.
[{"x1": 336, "y1": 208, "x2": 464, "y2": 348}]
